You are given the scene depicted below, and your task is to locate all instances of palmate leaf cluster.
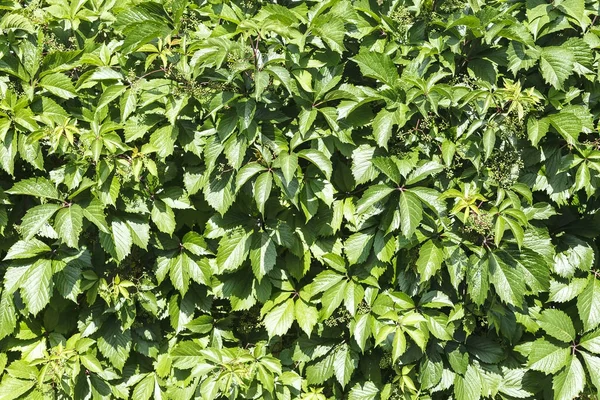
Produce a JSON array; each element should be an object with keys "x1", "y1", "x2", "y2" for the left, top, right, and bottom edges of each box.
[{"x1": 0, "y1": 0, "x2": 600, "y2": 398}]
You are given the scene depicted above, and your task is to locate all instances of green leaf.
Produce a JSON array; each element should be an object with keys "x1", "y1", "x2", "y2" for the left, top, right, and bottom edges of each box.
[
  {"x1": 298, "y1": 149, "x2": 332, "y2": 180},
  {"x1": 204, "y1": 170, "x2": 236, "y2": 215},
  {"x1": 527, "y1": 339, "x2": 570, "y2": 374},
  {"x1": 467, "y1": 255, "x2": 490, "y2": 306},
  {"x1": 352, "y1": 145, "x2": 379, "y2": 185},
  {"x1": 254, "y1": 172, "x2": 272, "y2": 216},
  {"x1": 21, "y1": 259, "x2": 53, "y2": 315},
  {"x1": 278, "y1": 152, "x2": 298, "y2": 183},
  {"x1": 132, "y1": 374, "x2": 156, "y2": 400},
  {"x1": 333, "y1": 343, "x2": 358, "y2": 388},
  {"x1": 121, "y1": 21, "x2": 172, "y2": 53},
  {"x1": 312, "y1": 270, "x2": 345, "y2": 294},
  {"x1": 399, "y1": 190, "x2": 422, "y2": 238},
  {"x1": 0, "y1": 13, "x2": 35, "y2": 33},
  {"x1": 466, "y1": 336, "x2": 506, "y2": 364},
  {"x1": 171, "y1": 340, "x2": 203, "y2": 369},
  {"x1": 356, "y1": 185, "x2": 394, "y2": 215},
  {"x1": 0, "y1": 376, "x2": 35, "y2": 400},
  {"x1": 416, "y1": 239, "x2": 444, "y2": 282},
  {"x1": 216, "y1": 229, "x2": 252, "y2": 273},
  {"x1": 538, "y1": 309, "x2": 576, "y2": 342},
  {"x1": 236, "y1": 162, "x2": 266, "y2": 189},
  {"x1": 0, "y1": 291, "x2": 16, "y2": 340},
  {"x1": 345, "y1": 230, "x2": 375, "y2": 265},
  {"x1": 4, "y1": 238, "x2": 50, "y2": 260},
  {"x1": 539, "y1": 47, "x2": 575, "y2": 89},
  {"x1": 306, "y1": 353, "x2": 335, "y2": 385},
  {"x1": 580, "y1": 329, "x2": 600, "y2": 354},
  {"x1": 125, "y1": 216, "x2": 150, "y2": 249},
  {"x1": 265, "y1": 65, "x2": 294, "y2": 94},
  {"x1": 349, "y1": 381, "x2": 379, "y2": 400},
  {"x1": 352, "y1": 51, "x2": 400, "y2": 87},
  {"x1": 250, "y1": 231, "x2": 277, "y2": 281},
  {"x1": 96, "y1": 85, "x2": 127, "y2": 111},
  {"x1": 577, "y1": 277, "x2": 600, "y2": 332},
  {"x1": 151, "y1": 201, "x2": 176, "y2": 235},
  {"x1": 298, "y1": 108, "x2": 317, "y2": 135},
  {"x1": 96, "y1": 320, "x2": 131, "y2": 371},
  {"x1": 405, "y1": 161, "x2": 444, "y2": 186},
  {"x1": 552, "y1": 355, "x2": 584, "y2": 400},
  {"x1": 263, "y1": 297, "x2": 295, "y2": 337},
  {"x1": 372, "y1": 109, "x2": 395, "y2": 149},
  {"x1": 454, "y1": 365, "x2": 482, "y2": 400},
  {"x1": 557, "y1": 0, "x2": 587, "y2": 30},
  {"x1": 507, "y1": 42, "x2": 540, "y2": 75},
  {"x1": 111, "y1": 218, "x2": 133, "y2": 262},
  {"x1": 547, "y1": 112, "x2": 582, "y2": 145},
  {"x1": 169, "y1": 252, "x2": 192, "y2": 295},
  {"x1": 391, "y1": 328, "x2": 407, "y2": 361},
  {"x1": 150, "y1": 125, "x2": 177, "y2": 159},
  {"x1": 553, "y1": 238, "x2": 594, "y2": 278},
  {"x1": 351, "y1": 313, "x2": 371, "y2": 352},
  {"x1": 0, "y1": 131, "x2": 17, "y2": 176},
  {"x1": 82, "y1": 199, "x2": 109, "y2": 233},
  {"x1": 312, "y1": 17, "x2": 346, "y2": 54},
  {"x1": 499, "y1": 368, "x2": 534, "y2": 399},
  {"x1": 321, "y1": 277, "x2": 348, "y2": 319},
  {"x1": 54, "y1": 204, "x2": 84, "y2": 248},
  {"x1": 39, "y1": 72, "x2": 77, "y2": 99},
  {"x1": 7, "y1": 177, "x2": 61, "y2": 200},
  {"x1": 580, "y1": 352, "x2": 600, "y2": 392},
  {"x1": 182, "y1": 231, "x2": 211, "y2": 256},
  {"x1": 549, "y1": 277, "x2": 588, "y2": 303},
  {"x1": 489, "y1": 252, "x2": 525, "y2": 306}
]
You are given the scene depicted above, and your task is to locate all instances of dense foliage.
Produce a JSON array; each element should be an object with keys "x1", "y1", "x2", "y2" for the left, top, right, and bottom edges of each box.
[{"x1": 0, "y1": 0, "x2": 600, "y2": 398}]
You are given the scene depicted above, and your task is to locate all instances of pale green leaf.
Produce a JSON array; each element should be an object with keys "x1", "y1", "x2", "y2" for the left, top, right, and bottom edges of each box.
[
  {"x1": 263, "y1": 297, "x2": 295, "y2": 337},
  {"x1": 278, "y1": 152, "x2": 298, "y2": 183},
  {"x1": 39, "y1": 72, "x2": 77, "y2": 99},
  {"x1": 112, "y1": 218, "x2": 133, "y2": 262},
  {"x1": 399, "y1": 190, "x2": 422, "y2": 238},
  {"x1": 4, "y1": 238, "x2": 50, "y2": 260},
  {"x1": 54, "y1": 204, "x2": 84, "y2": 248},
  {"x1": 7, "y1": 177, "x2": 61, "y2": 200},
  {"x1": 580, "y1": 352, "x2": 600, "y2": 393},
  {"x1": 489, "y1": 252, "x2": 525, "y2": 306},
  {"x1": 0, "y1": 291, "x2": 16, "y2": 340},
  {"x1": 333, "y1": 343, "x2": 358, "y2": 388},
  {"x1": 298, "y1": 149, "x2": 332, "y2": 180},
  {"x1": 552, "y1": 355, "x2": 584, "y2": 400},
  {"x1": 132, "y1": 374, "x2": 155, "y2": 400},
  {"x1": 351, "y1": 51, "x2": 399, "y2": 87},
  {"x1": 539, "y1": 47, "x2": 575, "y2": 89},
  {"x1": 527, "y1": 339, "x2": 570, "y2": 374},
  {"x1": 151, "y1": 201, "x2": 176, "y2": 235},
  {"x1": 356, "y1": 185, "x2": 394, "y2": 215},
  {"x1": 416, "y1": 239, "x2": 444, "y2": 282},
  {"x1": 538, "y1": 309, "x2": 575, "y2": 342},
  {"x1": 294, "y1": 299, "x2": 319, "y2": 337},
  {"x1": 454, "y1": 365, "x2": 482, "y2": 400},
  {"x1": 82, "y1": 199, "x2": 109, "y2": 233},
  {"x1": 254, "y1": 172, "x2": 272, "y2": 216},
  {"x1": 0, "y1": 376, "x2": 35, "y2": 400},
  {"x1": 250, "y1": 231, "x2": 277, "y2": 281},
  {"x1": 216, "y1": 228, "x2": 252, "y2": 273},
  {"x1": 21, "y1": 259, "x2": 53, "y2": 315},
  {"x1": 580, "y1": 329, "x2": 600, "y2": 354},
  {"x1": 348, "y1": 381, "x2": 379, "y2": 400},
  {"x1": 577, "y1": 277, "x2": 600, "y2": 332}
]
